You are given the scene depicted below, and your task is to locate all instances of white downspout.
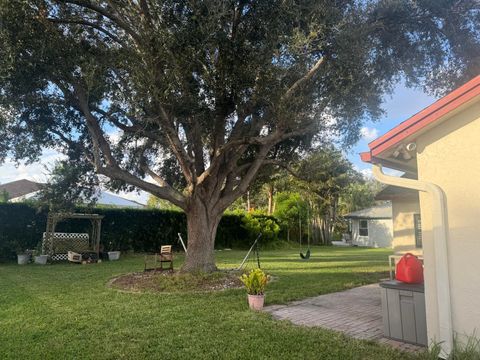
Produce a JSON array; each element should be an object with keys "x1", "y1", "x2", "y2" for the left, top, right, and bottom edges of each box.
[{"x1": 372, "y1": 164, "x2": 453, "y2": 357}]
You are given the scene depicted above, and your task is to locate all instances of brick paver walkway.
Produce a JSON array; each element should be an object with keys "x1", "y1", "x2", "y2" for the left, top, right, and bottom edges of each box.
[{"x1": 264, "y1": 283, "x2": 424, "y2": 353}]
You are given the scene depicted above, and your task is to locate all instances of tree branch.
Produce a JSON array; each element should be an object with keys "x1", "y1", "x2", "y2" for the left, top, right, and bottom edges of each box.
[
  {"x1": 238, "y1": 159, "x2": 301, "y2": 179},
  {"x1": 73, "y1": 84, "x2": 186, "y2": 208},
  {"x1": 282, "y1": 57, "x2": 325, "y2": 100},
  {"x1": 136, "y1": 141, "x2": 183, "y2": 202},
  {"x1": 47, "y1": 17, "x2": 123, "y2": 44},
  {"x1": 150, "y1": 107, "x2": 196, "y2": 185},
  {"x1": 183, "y1": 119, "x2": 206, "y2": 176},
  {"x1": 214, "y1": 142, "x2": 272, "y2": 212},
  {"x1": 60, "y1": 0, "x2": 143, "y2": 43},
  {"x1": 138, "y1": 0, "x2": 153, "y2": 27}
]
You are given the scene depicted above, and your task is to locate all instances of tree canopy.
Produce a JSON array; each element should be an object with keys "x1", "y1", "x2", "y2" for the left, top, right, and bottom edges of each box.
[
  {"x1": 0, "y1": 189, "x2": 9, "y2": 203},
  {"x1": 0, "y1": 0, "x2": 478, "y2": 270}
]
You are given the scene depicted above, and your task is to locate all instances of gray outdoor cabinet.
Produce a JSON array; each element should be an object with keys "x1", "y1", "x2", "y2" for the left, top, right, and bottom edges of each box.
[{"x1": 380, "y1": 280, "x2": 427, "y2": 346}]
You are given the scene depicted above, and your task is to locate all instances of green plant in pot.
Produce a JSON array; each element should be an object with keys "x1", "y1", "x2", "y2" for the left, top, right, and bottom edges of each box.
[
  {"x1": 240, "y1": 268, "x2": 270, "y2": 310},
  {"x1": 33, "y1": 243, "x2": 48, "y2": 265},
  {"x1": 15, "y1": 241, "x2": 31, "y2": 265},
  {"x1": 106, "y1": 241, "x2": 121, "y2": 261},
  {"x1": 12, "y1": 237, "x2": 32, "y2": 265}
]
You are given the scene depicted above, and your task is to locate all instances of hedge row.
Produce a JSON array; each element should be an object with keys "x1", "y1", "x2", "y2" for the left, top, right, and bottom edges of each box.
[{"x1": 0, "y1": 203, "x2": 279, "y2": 260}]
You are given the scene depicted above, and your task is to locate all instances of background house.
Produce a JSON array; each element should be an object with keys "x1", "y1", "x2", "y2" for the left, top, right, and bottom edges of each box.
[
  {"x1": 0, "y1": 179, "x2": 144, "y2": 208},
  {"x1": 0, "y1": 179, "x2": 42, "y2": 202},
  {"x1": 375, "y1": 180, "x2": 422, "y2": 256},
  {"x1": 344, "y1": 203, "x2": 393, "y2": 248}
]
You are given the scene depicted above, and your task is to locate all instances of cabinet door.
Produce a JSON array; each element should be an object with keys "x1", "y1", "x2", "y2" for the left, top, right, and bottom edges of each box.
[
  {"x1": 381, "y1": 288, "x2": 390, "y2": 337},
  {"x1": 414, "y1": 292, "x2": 428, "y2": 346},
  {"x1": 386, "y1": 289, "x2": 403, "y2": 339},
  {"x1": 399, "y1": 290, "x2": 417, "y2": 343}
]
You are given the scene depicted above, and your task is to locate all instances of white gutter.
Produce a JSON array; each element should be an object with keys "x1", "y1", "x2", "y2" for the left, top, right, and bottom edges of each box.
[{"x1": 372, "y1": 164, "x2": 453, "y2": 357}]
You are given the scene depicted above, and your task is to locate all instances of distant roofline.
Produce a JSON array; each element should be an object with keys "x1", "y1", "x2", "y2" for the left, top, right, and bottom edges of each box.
[
  {"x1": 0, "y1": 179, "x2": 43, "y2": 199},
  {"x1": 343, "y1": 203, "x2": 392, "y2": 220},
  {"x1": 0, "y1": 180, "x2": 145, "y2": 207}
]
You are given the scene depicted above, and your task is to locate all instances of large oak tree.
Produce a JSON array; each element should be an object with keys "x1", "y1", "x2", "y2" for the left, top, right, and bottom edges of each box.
[{"x1": 0, "y1": 0, "x2": 478, "y2": 271}]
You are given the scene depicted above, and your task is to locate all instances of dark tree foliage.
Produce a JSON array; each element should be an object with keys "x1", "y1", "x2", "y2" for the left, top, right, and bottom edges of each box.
[
  {"x1": 0, "y1": 0, "x2": 478, "y2": 270},
  {"x1": 0, "y1": 203, "x2": 259, "y2": 260},
  {"x1": 37, "y1": 159, "x2": 99, "y2": 211},
  {"x1": 293, "y1": 147, "x2": 358, "y2": 244},
  {"x1": 0, "y1": 189, "x2": 9, "y2": 203}
]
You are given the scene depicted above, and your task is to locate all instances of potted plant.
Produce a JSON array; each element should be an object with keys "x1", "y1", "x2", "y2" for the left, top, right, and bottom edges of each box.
[
  {"x1": 107, "y1": 241, "x2": 121, "y2": 261},
  {"x1": 33, "y1": 244, "x2": 48, "y2": 265},
  {"x1": 16, "y1": 247, "x2": 31, "y2": 265},
  {"x1": 240, "y1": 268, "x2": 270, "y2": 310},
  {"x1": 17, "y1": 252, "x2": 30, "y2": 265}
]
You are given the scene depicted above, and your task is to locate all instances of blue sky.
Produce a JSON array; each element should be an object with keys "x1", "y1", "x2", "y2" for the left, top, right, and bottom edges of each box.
[
  {"x1": 0, "y1": 80, "x2": 437, "y2": 203},
  {"x1": 346, "y1": 81, "x2": 436, "y2": 177}
]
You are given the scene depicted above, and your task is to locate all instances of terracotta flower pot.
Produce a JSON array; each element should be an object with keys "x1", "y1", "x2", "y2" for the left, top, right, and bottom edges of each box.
[{"x1": 247, "y1": 294, "x2": 265, "y2": 310}]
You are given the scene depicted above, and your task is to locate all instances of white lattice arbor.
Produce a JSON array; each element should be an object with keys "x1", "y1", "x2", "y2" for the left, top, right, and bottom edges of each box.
[{"x1": 43, "y1": 213, "x2": 104, "y2": 261}]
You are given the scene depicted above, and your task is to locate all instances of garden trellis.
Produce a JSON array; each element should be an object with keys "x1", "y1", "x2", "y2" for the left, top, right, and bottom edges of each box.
[{"x1": 42, "y1": 213, "x2": 104, "y2": 261}]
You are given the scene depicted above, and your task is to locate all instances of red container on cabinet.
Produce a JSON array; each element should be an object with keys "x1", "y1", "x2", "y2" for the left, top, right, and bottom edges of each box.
[{"x1": 395, "y1": 253, "x2": 424, "y2": 284}]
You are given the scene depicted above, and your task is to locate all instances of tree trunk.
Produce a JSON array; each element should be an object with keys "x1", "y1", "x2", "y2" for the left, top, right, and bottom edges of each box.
[
  {"x1": 182, "y1": 199, "x2": 221, "y2": 272},
  {"x1": 319, "y1": 217, "x2": 328, "y2": 245},
  {"x1": 267, "y1": 184, "x2": 274, "y2": 215}
]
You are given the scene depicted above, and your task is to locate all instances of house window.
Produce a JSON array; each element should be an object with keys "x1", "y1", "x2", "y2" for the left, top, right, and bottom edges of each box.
[
  {"x1": 414, "y1": 214, "x2": 422, "y2": 248},
  {"x1": 359, "y1": 220, "x2": 368, "y2": 237}
]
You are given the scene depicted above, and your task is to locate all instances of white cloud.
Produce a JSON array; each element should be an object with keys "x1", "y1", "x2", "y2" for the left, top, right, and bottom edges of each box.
[
  {"x1": 384, "y1": 168, "x2": 404, "y2": 177},
  {"x1": 360, "y1": 168, "x2": 373, "y2": 179},
  {"x1": 354, "y1": 164, "x2": 404, "y2": 180},
  {"x1": 360, "y1": 127, "x2": 379, "y2": 141},
  {"x1": 0, "y1": 149, "x2": 65, "y2": 185},
  {"x1": 108, "y1": 129, "x2": 123, "y2": 144}
]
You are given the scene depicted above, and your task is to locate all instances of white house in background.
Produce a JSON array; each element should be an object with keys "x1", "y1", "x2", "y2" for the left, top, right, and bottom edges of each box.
[
  {"x1": 0, "y1": 179, "x2": 144, "y2": 208},
  {"x1": 344, "y1": 203, "x2": 393, "y2": 248},
  {"x1": 96, "y1": 192, "x2": 145, "y2": 208}
]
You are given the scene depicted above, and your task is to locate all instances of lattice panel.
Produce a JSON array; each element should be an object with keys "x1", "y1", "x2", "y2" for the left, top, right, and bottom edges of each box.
[
  {"x1": 51, "y1": 252, "x2": 99, "y2": 262},
  {"x1": 43, "y1": 232, "x2": 91, "y2": 260},
  {"x1": 51, "y1": 253, "x2": 68, "y2": 261}
]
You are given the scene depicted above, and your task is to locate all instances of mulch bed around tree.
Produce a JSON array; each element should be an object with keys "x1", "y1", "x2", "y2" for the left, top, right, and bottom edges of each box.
[{"x1": 108, "y1": 270, "x2": 243, "y2": 293}]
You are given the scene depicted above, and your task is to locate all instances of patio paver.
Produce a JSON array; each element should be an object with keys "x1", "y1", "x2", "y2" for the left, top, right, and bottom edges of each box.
[{"x1": 264, "y1": 283, "x2": 425, "y2": 353}]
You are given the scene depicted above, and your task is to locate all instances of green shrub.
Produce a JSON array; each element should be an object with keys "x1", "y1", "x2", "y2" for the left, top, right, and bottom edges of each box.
[
  {"x1": 241, "y1": 210, "x2": 280, "y2": 246},
  {"x1": 0, "y1": 203, "x2": 282, "y2": 260},
  {"x1": 0, "y1": 204, "x2": 47, "y2": 259}
]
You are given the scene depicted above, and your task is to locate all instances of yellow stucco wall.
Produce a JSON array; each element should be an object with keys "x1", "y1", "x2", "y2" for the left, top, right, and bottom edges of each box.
[
  {"x1": 415, "y1": 98, "x2": 480, "y2": 344},
  {"x1": 391, "y1": 196, "x2": 422, "y2": 255}
]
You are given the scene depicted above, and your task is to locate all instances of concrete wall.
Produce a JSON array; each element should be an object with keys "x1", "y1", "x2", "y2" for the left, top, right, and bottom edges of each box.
[
  {"x1": 415, "y1": 98, "x2": 480, "y2": 345},
  {"x1": 391, "y1": 196, "x2": 422, "y2": 255},
  {"x1": 351, "y1": 218, "x2": 393, "y2": 248}
]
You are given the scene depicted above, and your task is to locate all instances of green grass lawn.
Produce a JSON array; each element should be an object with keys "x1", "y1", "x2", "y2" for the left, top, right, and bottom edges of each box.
[{"x1": 0, "y1": 246, "x2": 425, "y2": 359}]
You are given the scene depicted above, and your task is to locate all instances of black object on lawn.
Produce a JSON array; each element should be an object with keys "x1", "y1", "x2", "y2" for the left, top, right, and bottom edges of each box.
[
  {"x1": 299, "y1": 203, "x2": 311, "y2": 260},
  {"x1": 300, "y1": 248, "x2": 311, "y2": 260}
]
